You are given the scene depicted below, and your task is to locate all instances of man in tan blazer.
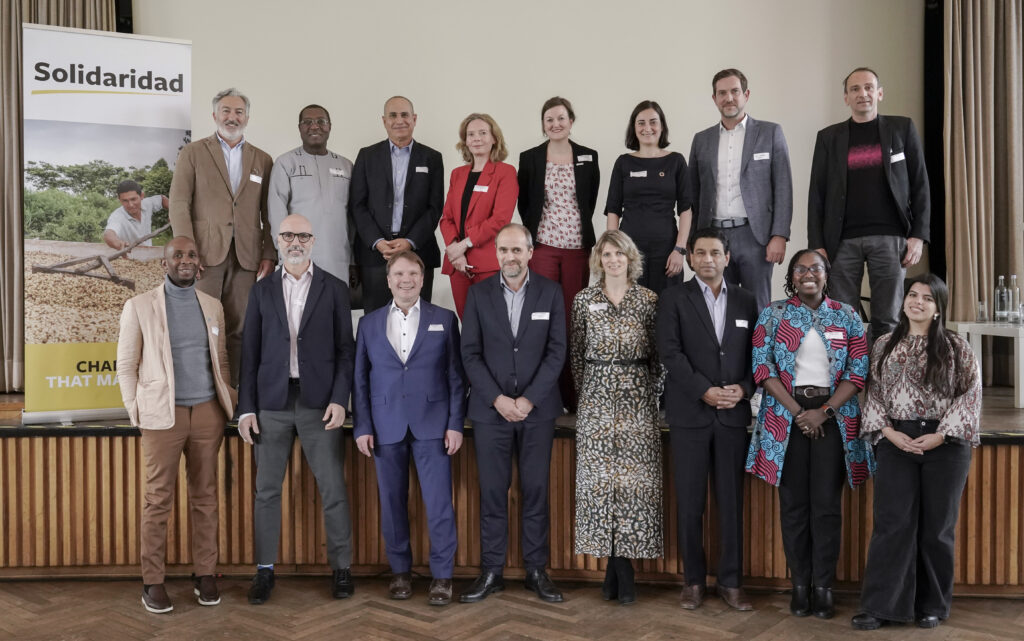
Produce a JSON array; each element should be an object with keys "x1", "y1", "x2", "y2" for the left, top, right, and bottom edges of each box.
[
  {"x1": 170, "y1": 87, "x2": 276, "y2": 385},
  {"x1": 117, "y1": 236, "x2": 236, "y2": 614}
]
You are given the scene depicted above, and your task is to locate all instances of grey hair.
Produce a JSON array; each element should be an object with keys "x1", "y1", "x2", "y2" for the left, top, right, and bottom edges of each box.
[
  {"x1": 495, "y1": 223, "x2": 533, "y2": 248},
  {"x1": 212, "y1": 88, "x2": 250, "y2": 114}
]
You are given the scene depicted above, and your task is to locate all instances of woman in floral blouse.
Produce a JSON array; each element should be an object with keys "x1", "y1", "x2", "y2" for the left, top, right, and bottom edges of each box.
[
  {"x1": 745, "y1": 249, "x2": 873, "y2": 619},
  {"x1": 852, "y1": 274, "x2": 981, "y2": 631}
]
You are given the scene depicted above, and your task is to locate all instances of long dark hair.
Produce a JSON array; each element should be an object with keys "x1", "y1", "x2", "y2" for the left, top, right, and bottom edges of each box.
[
  {"x1": 783, "y1": 249, "x2": 831, "y2": 298},
  {"x1": 624, "y1": 100, "x2": 670, "y2": 150},
  {"x1": 873, "y1": 273, "x2": 956, "y2": 396}
]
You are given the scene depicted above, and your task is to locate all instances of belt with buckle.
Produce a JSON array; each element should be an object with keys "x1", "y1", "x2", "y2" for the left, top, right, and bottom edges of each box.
[
  {"x1": 586, "y1": 358, "x2": 647, "y2": 366},
  {"x1": 711, "y1": 218, "x2": 749, "y2": 229},
  {"x1": 793, "y1": 385, "x2": 830, "y2": 398}
]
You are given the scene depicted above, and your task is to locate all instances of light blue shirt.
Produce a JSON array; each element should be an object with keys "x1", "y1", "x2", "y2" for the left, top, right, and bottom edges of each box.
[
  {"x1": 500, "y1": 272, "x2": 531, "y2": 338},
  {"x1": 217, "y1": 133, "x2": 245, "y2": 194},
  {"x1": 696, "y1": 277, "x2": 728, "y2": 344},
  {"x1": 389, "y1": 140, "x2": 412, "y2": 234}
]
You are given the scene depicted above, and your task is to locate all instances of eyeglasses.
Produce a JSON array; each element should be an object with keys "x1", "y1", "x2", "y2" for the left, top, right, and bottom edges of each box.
[
  {"x1": 299, "y1": 118, "x2": 330, "y2": 128},
  {"x1": 279, "y1": 232, "x2": 313, "y2": 243},
  {"x1": 792, "y1": 265, "x2": 825, "y2": 275}
]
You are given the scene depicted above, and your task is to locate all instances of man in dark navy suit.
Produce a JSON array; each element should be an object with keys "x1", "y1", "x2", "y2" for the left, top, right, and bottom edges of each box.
[
  {"x1": 353, "y1": 250, "x2": 465, "y2": 606},
  {"x1": 657, "y1": 227, "x2": 758, "y2": 612},
  {"x1": 237, "y1": 214, "x2": 355, "y2": 604},
  {"x1": 459, "y1": 223, "x2": 566, "y2": 604},
  {"x1": 350, "y1": 96, "x2": 444, "y2": 312}
]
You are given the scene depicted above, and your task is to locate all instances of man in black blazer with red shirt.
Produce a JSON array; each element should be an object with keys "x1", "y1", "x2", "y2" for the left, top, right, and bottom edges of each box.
[
  {"x1": 351, "y1": 96, "x2": 444, "y2": 312},
  {"x1": 657, "y1": 227, "x2": 758, "y2": 612},
  {"x1": 458, "y1": 223, "x2": 566, "y2": 604}
]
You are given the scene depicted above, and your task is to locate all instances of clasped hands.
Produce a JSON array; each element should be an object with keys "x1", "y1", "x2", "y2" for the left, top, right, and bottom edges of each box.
[
  {"x1": 494, "y1": 394, "x2": 534, "y2": 422},
  {"x1": 375, "y1": 238, "x2": 414, "y2": 260},
  {"x1": 882, "y1": 426, "x2": 944, "y2": 455},
  {"x1": 793, "y1": 407, "x2": 828, "y2": 439},
  {"x1": 701, "y1": 384, "x2": 744, "y2": 410},
  {"x1": 445, "y1": 239, "x2": 474, "y2": 275}
]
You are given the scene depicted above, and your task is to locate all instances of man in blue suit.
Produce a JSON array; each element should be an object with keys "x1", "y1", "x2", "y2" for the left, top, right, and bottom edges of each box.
[
  {"x1": 237, "y1": 214, "x2": 356, "y2": 604},
  {"x1": 458, "y1": 223, "x2": 567, "y2": 604},
  {"x1": 353, "y1": 250, "x2": 465, "y2": 606}
]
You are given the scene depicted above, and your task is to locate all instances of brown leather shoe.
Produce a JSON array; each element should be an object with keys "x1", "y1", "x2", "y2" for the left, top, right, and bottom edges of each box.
[
  {"x1": 719, "y1": 586, "x2": 753, "y2": 611},
  {"x1": 389, "y1": 572, "x2": 412, "y2": 599},
  {"x1": 141, "y1": 583, "x2": 173, "y2": 613},
  {"x1": 679, "y1": 584, "x2": 706, "y2": 610},
  {"x1": 428, "y1": 578, "x2": 453, "y2": 606},
  {"x1": 193, "y1": 574, "x2": 221, "y2": 606}
]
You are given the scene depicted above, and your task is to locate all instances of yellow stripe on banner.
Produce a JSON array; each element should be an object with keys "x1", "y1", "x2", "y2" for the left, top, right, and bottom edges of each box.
[
  {"x1": 30, "y1": 90, "x2": 174, "y2": 96},
  {"x1": 24, "y1": 343, "x2": 124, "y2": 412}
]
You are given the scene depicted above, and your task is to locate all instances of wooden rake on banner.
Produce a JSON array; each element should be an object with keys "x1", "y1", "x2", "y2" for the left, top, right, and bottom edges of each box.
[{"x1": 30, "y1": 224, "x2": 171, "y2": 291}]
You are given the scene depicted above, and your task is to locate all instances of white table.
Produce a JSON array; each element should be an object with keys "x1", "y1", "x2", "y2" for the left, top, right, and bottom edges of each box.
[{"x1": 947, "y1": 321, "x2": 1024, "y2": 408}]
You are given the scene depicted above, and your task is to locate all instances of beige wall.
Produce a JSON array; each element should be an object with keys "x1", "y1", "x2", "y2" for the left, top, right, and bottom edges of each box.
[{"x1": 133, "y1": 0, "x2": 924, "y2": 302}]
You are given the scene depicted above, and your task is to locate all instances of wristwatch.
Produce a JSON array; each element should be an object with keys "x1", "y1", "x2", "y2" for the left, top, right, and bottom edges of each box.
[
  {"x1": 673, "y1": 245, "x2": 687, "y2": 256},
  {"x1": 822, "y1": 403, "x2": 837, "y2": 419}
]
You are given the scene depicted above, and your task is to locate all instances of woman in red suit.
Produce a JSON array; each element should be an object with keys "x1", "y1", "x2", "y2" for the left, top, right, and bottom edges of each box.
[{"x1": 440, "y1": 113, "x2": 518, "y2": 317}]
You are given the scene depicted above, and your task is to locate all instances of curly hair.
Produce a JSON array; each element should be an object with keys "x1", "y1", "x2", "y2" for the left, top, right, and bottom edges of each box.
[{"x1": 783, "y1": 249, "x2": 831, "y2": 298}]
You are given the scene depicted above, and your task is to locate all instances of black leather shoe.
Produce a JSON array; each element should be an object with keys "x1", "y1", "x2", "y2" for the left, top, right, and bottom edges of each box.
[
  {"x1": 332, "y1": 568, "x2": 354, "y2": 598},
  {"x1": 248, "y1": 568, "x2": 275, "y2": 605},
  {"x1": 612, "y1": 558, "x2": 635, "y2": 605},
  {"x1": 851, "y1": 613, "x2": 885, "y2": 630},
  {"x1": 790, "y1": 585, "x2": 810, "y2": 617},
  {"x1": 812, "y1": 586, "x2": 835, "y2": 619},
  {"x1": 600, "y1": 560, "x2": 618, "y2": 601},
  {"x1": 916, "y1": 615, "x2": 940, "y2": 628},
  {"x1": 459, "y1": 571, "x2": 505, "y2": 603},
  {"x1": 524, "y1": 568, "x2": 564, "y2": 603}
]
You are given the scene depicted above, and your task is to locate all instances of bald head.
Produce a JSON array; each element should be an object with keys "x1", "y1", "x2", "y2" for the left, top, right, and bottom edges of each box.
[
  {"x1": 278, "y1": 213, "x2": 313, "y2": 235},
  {"x1": 162, "y1": 236, "x2": 199, "y2": 287}
]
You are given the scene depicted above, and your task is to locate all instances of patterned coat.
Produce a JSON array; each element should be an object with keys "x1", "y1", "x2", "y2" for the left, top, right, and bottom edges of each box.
[
  {"x1": 745, "y1": 295, "x2": 875, "y2": 487},
  {"x1": 570, "y1": 285, "x2": 665, "y2": 558}
]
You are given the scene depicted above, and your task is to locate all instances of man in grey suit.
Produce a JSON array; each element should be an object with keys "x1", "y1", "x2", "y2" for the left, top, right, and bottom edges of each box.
[{"x1": 688, "y1": 68, "x2": 793, "y2": 310}]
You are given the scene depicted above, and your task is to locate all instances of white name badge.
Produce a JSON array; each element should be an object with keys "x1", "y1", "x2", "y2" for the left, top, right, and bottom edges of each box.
[
  {"x1": 891, "y1": 152, "x2": 906, "y2": 163},
  {"x1": 428, "y1": 324, "x2": 444, "y2": 332},
  {"x1": 824, "y1": 331, "x2": 844, "y2": 340},
  {"x1": 753, "y1": 152, "x2": 770, "y2": 161},
  {"x1": 531, "y1": 312, "x2": 550, "y2": 320},
  {"x1": 629, "y1": 170, "x2": 648, "y2": 178},
  {"x1": 328, "y1": 167, "x2": 348, "y2": 178},
  {"x1": 589, "y1": 302, "x2": 608, "y2": 312},
  {"x1": 416, "y1": 166, "x2": 429, "y2": 173},
  {"x1": 211, "y1": 326, "x2": 220, "y2": 336},
  {"x1": 577, "y1": 154, "x2": 593, "y2": 162},
  {"x1": 735, "y1": 319, "x2": 749, "y2": 328},
  {"x1": 249, "y1": 173, "x2": 263, "y2": 184},
  {"x1": 473, "y1": 184, "x2": 489, "y2": 193}
]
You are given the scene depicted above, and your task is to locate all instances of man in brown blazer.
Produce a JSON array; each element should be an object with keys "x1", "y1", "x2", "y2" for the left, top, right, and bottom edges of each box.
[
  {"x1": 116, "y1": 236, "x2": 236, "y2": 614},
  {"x1": 170, "y1": 87, "x2": 276, "y2": 384}
]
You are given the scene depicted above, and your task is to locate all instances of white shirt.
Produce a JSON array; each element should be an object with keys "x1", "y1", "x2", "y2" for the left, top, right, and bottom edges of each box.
[
  {"x1": 386, "y1": 298, "x2": 421, "y2": 363},
  {"x1": 104, "y1": 194, "x2": 164, "y2": 246},
  {"x1": 696, "y1": 277, "x2": 728, "y2": 344},
  {"x1": 715, "y1": 115, "x2": 748, "y2": 220},
  {"x1": 282, "y1": 262, "x2": 314, "y2": 378},
  {"x1": 217, "y1": 133, "x2": 245, "y2": 194},
  {"x1": 792, "y1": 327, "x2": 832, "y2": 387}
]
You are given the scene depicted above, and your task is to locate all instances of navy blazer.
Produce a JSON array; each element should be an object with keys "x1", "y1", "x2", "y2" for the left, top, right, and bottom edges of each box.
[
  {"x1": 517, "y1": 140, "x2": 600, "y2": 248},
  {"x1": 353, "y1": 300, "x2": 466, "y2": 444},
  {"x1": 349, "y1": 139, "x2": 444, "y2": 268},
  {"x1": 656, "y1": 277, "x2": 758, "y2": 429},
  {"x1": 461, "y1": 270, "x2": 566, "y2": 424},
  {"x1": 807, "y1": 115, "x2": 930, "y2": 258},
  {"x1": 238, "y1": 264, "x2": 354, "y2": 414}
]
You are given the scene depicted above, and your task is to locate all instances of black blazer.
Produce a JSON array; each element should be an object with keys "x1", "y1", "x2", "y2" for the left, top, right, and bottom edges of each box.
[
  {"x1": 656, "y1": 278, "x2": 757, "y2": 429},
  {"x1": 461, "y1": 270, "x2": 566, "y2": 424},
  {"x1": 807, "y1": 115, "x2": 930, "y2": 258},
  {"x1": 350, "y1": 139, "x2": 444, "y2": 268},
  {"x1": 238, "y1": 264, "x2": 355, "y2": 414},
  {"x1": 517, "y1": 140, "x2": 600, "y2": 248}
]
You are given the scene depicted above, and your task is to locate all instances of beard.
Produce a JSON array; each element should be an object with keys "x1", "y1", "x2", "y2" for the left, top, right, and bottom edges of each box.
[{"x1": 217, "y1": 122, "x2": 245, "y2": 142}]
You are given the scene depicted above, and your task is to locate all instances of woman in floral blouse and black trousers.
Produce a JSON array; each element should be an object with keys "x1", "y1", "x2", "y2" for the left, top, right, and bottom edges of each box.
[{"x1": 853, "y1": 274, "x2": 981, "y2": 631}]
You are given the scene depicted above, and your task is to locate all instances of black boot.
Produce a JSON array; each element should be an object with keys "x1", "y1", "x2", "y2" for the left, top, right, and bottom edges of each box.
[
  {"x1": 600, "y1": 558, "x2": 618, "y2": 600},
  {"x1": 614, "y1": 557, "x2": 636, "y2": 605}
]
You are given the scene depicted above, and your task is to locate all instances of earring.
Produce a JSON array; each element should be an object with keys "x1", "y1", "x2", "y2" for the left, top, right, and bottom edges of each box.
[{"x1": 933, "y1": 313, "x2": 940, "y2": 320}]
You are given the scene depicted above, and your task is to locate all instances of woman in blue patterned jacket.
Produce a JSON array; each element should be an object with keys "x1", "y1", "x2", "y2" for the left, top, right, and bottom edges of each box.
[{"x1": 745, "y1": 249, "x2": 874, "y2": 620}]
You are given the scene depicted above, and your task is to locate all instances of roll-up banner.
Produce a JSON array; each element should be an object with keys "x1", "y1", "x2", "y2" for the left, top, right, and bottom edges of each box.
[{"x1": 22, "y1": 25, "x2": 191, "y2": 422}]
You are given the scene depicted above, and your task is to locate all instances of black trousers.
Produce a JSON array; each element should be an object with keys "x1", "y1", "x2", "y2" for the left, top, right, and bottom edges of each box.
[
  {"x1": 859, "y1": 422, "x2": 972, "y2": 622},
  {"x1": 778, "y1": 394, "x2": 846, "y2": 587},
  {"x1": 473, "y1": 419, "x2": 555, "y2": 573},
  {"x1": 670, "y1": 420, "x2": 748, "y2": 588},
  {"x1": 360, "y1": 264, "x2": 435, "y2": 313}
]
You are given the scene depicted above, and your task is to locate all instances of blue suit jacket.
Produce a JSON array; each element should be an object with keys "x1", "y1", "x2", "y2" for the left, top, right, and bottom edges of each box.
[
  {"x1": 352, "y1": 300, "x2": 466, "y2": 443},
  {"x1": 461, "y1": 270, "x2": 565, "y2": 424},
  {"x1": 238, "y1": 264, "x2": 354, "y2": 414}
]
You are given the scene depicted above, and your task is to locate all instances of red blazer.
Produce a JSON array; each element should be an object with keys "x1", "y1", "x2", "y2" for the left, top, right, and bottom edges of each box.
[{"x1": 439, "y1": 160, "x2": 518, "y2": 275}]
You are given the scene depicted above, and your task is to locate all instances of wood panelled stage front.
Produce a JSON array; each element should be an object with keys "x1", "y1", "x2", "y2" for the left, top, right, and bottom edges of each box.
[{"x1": 2, "y1": 391, "x2": 1022, "y2": 596}]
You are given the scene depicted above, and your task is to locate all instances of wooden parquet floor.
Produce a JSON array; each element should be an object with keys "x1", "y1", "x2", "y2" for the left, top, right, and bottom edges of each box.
[{"x1": 0, "y1": 576, "x2": 1021, "y2": 641}]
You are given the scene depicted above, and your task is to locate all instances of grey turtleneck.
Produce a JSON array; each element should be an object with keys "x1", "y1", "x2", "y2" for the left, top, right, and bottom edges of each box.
[{"x1": 163, "y1": 276, "x2": 216, "y2": 406}]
